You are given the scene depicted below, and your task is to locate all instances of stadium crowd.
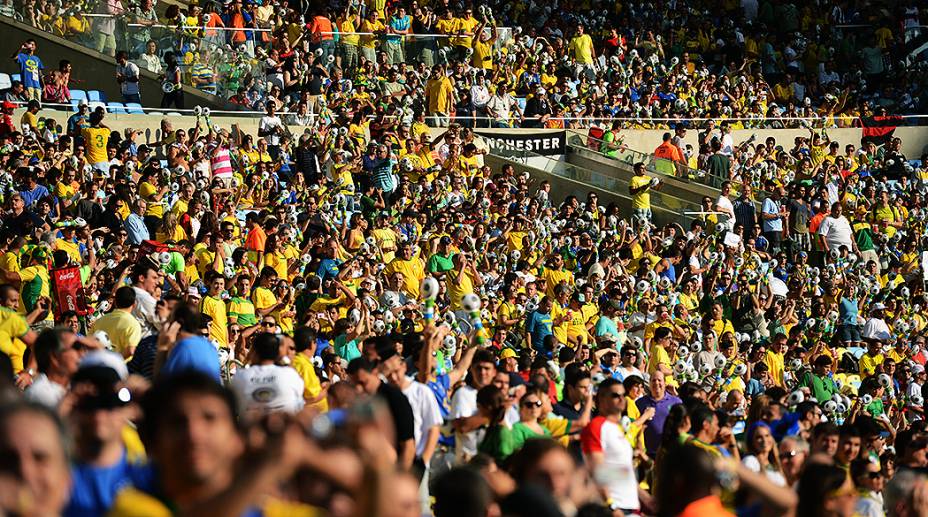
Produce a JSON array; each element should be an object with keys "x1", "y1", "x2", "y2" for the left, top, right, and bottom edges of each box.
[
  {"x1": 0, "y1": 70, "x2": 925, "y2": 516},
  {"x1": 0, "y1": 0, "x2": 926, "y2": 127},
  {"x1": 0, "y1": 0, "x2": 926, "y2": 517}
]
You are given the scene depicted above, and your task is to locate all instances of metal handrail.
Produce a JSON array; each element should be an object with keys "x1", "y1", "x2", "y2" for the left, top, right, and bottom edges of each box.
[
  {"x1": 565, "y1": 129, "x2": 730, "y2": 189},
  {"x1": 492, "y1": 143, "x2": 704, "y2": 226}
]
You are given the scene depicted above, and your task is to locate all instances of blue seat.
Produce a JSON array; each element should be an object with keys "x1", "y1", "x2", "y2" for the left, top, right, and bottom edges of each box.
[
  {"x1": 87, "y1": 90, "x2": 105, "y2": 103},
  {"x1": 107, "y1": 102, "x2": 126, "y2": 114},
  {"x1": 124, "y1": 102, "x2": 144, "y2": 114},
  {"x1": 11, "y1": 74, "x2": 20, "y2": 83},
  {"x1": 70, "y1": 100, "x2": 80, "y2": 112},
  {"x1": 70, "y1": 89, "x2": 87, "y2": 102},
  {"x1": 0, "y1": 73, "x2": 10, "y2": 90}
]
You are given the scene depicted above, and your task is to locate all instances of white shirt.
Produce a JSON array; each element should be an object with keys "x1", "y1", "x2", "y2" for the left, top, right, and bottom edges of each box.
[
  {"x1": 137, "y1": 53, "x2": 162, "y2": 74},
  {"x1": 817, "y1": 215, "x2": 853, "y2": 251},
  {"x1": 742, "y1": 455, "x2": 787, "y2": 486},
  {"x1": 450, "y1": 384, "x2": 482, "y2": 461},
  {"x1": 486, "y1": 94, "x2": 515, "y2": 119},
  {"x1": 24, "y1": 374, "x2": 66, "y2": 408},
  {"x1": 862, "y1": 317, "x2": 892, "y2": 341},
  {"x1": 131, "y1": 286, "x2": 159, "y2": 339},
  {"x1": 117, "y1": 62, "x2": 140, "y2": 96},
  {"x1": 232, "y1": 364, "x2": 305, "y2": 415},
  {"x1": 471, "y1": 84, "x2": 490, "y2": 108},
  {"x1": 908, "y1": 381, "x2": 923, "y2": 411},
  {"x1": 401, "y1": 378, "x2": 443, "y2": 457},
  {"x1": 716, "y1": 194, "x2": 734, "y2": 217},
  {"x1": 721, "y1": 133, "x2": 735, "y2": 155},
  {"x1": 581, "y1": 417, "x2": 639, "y2": 510},
  {"x1": 259, "y1": 115, "x2": 284, "y2": 146}
]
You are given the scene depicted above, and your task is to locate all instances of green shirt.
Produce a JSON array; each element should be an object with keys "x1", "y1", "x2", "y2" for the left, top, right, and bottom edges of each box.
[
  {"x1": 334, "y1": 334, "x2": 361, "y2": 361},
  {"x1": 426, "y1": 253, "x2": 455, "y2": 274},
  {"x1": 478, "y1": 424, "x2": 516, "y2": 463},
  {"x1": 510, "y1": 422, "x2": 551, "y2": 452},
  {"x1": 798, "y1": 371, "x2": 838, "y2": 404},
  {"x1": 228, "y1": 296, "x2": 258, "y2": 327}
]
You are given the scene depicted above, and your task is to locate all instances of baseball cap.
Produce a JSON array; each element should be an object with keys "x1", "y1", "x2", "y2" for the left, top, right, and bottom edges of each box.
[
  {"x1": 72, "y1": 350, "x2": 132, "y2": 410},
  {"x1": 499, "y1": 348, "x2": 518, "y2": 359},
  {"x1": 913, "y1": 364, "x2": 926, "y2": 374},
  {"x1": 187, "y1": 286, "x2": 202, "y2": 299},
  {"x1": 439, "y1": 236, "x2": 452, "y2": 245}
]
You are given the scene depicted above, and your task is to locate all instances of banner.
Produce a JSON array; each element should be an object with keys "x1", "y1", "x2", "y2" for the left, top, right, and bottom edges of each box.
[
  {"x1": 861, "y1": 115, "x2": 903, "y2": 146},
  {"x1": 51, "y1": 266, "x2": 90, "y2": 319},
  {"x1": 474, "y1": 130, "x2": 566, "y2": 156}
]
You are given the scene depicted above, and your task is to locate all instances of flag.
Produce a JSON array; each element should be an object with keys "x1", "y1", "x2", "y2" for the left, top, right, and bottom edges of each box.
[{"x1": 860, "y1": 115, "x2": 903, "y2": 146}]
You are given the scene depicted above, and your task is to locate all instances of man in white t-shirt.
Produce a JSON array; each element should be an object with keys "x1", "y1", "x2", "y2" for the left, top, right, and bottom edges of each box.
[
  {"x1": 450, "y1": 350, "x2": 498, "y2": 461},
  {"x1": 258, "y1": 100, "x2": 284, "y2": 158},
  {"x1": 817, "y1": 202, "x2": 858, "y2": 255},
  {"x1": 581, "y1": 378, "x2": 640, "y2": 512},
  {"x1": 386, "y1": 354, "x2": 442, "y2": 464},
  {"x1": 714, "y1": 181, "x2": 736, "y2": 230},
  {"x1": 486, "y1": 89, "x2": 521, "y2": 129},
  {"x1": 116, "y1": 51, "x2": 141, "y2": 104},
  {"x1": 231, "y1": 333, "x2": 305, "y2": 416},
  {"x1": 386, "y1": 352, "x2": 443, "y2": 513}
]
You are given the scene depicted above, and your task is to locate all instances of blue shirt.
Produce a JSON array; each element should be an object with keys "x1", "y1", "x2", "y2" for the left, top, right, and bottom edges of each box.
[
  {"x1": 124, "y1": 213, "x2": 149, "y2": 244},
  {"x1": 316, "y1": 257, "x2": 341, "y2": 281},
  {"x1": 16, "y1": 53, "x2": 43, "y2": 89},
  {"x1": 525, "y1": 310, "x2": 553, "y2": 350},
  {"x1": 387, "y1": 15, "x2": 410, "y2": 42},
  {"x1": 636, "y1": 393, "x2": 683, "y2": 455},
  {"x1": 161, "y1": 335, "x2": 220, "y2": 382},
  {"x1": 20, "y1": 184, "x2": 50, "y2": 207},
  {"x1": 594, "y1": 315, "x2": 618, "y2": 337},
  {"x1": 64, "y1": 451, "x2": 154, "y2": 517},
  {"x1": 839, "y1": 297, "x2": 859, "y2": 326},
  {"x1": 762, "y1": 197, "x2": 783, "y2": 232}
]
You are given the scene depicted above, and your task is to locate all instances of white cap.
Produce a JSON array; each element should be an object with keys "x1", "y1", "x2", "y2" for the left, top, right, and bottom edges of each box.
[{"x1": 78, "y1": 350, "x2": 129, "y2": 380}]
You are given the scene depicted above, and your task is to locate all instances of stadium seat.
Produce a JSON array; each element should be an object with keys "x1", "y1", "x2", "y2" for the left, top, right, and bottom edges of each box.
[
  {"x1": 87, "y1": 90, "x2": 105, "y2": 103},
  {"x1": 70, "y1": 90, "x2": 87, "y2": 102},
  {"x1": 11, "y1": 74, "x2": 20, "y2": 83},
  {"x1": 0, "y1": 73, "x2": 10, "y2": 91},
  {"x1": 516, "y1": 97, "x2": 527, "y2": 112},
  {"x1": 107, "y1": 102, "x2": 126, "y2": 114},
  {"x1": 166, "y1": 112, "x2": 183, "y2": 116},
  {"x1": 70, "y1": 100, "x2": 79, "y2": 112},
  {"x1": 88, "y1": 102, "x2": 106, "y2": 112},
  {"x1": 124, "y1": 103, "x2": 145, "y2": 114}
]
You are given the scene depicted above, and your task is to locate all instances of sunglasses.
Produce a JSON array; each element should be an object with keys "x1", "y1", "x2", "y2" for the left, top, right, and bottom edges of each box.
[
  {"x1": 262, "y1": 321, "x2": 276, "y2": 327},
  {"x1": 521, "y1": 399, "x2": 543, "y2": 408},
  {"x1": 607, "y1": 391, "x2": 625, "y2": 399},
  {"x1": 781, "y1": 450, "x2": 799, "y2": 459},
  {"x1": 866, "y1": 471, "x2": 883, "y2": 479}
]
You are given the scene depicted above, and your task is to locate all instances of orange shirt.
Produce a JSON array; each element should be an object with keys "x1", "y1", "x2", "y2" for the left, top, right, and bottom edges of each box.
[
  {"x1": 678, "y1": 496, "x2": 734, "y2": 517},
  {"x1": 309, "y1": 16, "x2": 334, "y2": 41},
  {"x1": 245, "y1": 225, "x2": 267, "y2": 252},
  {"x1": 654, "y1": 141, "x2": 683, "y2": 163},
  {"x1": 229, "y1": 12, "x2": 247, "y2": 43}
]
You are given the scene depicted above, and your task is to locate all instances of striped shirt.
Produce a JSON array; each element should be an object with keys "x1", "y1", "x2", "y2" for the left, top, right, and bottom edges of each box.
[
  {"x1": 191, "y1": 63, "x2": 216, "y2": 95},
  {"x1": 210, "y1": 147, "x2": 233, "y2": 179}
]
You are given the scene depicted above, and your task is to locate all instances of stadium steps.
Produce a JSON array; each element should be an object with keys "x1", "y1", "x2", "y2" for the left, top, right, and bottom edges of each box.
[
  {"x1": 484, "y1": 151, "x2": 704, "y2": 228},
  {"x1": 0, "y1": 15, "x2": 231, "y2": 113},
  {"x1": 564, "y1": 135, "x2": 724, "y2": 210}
]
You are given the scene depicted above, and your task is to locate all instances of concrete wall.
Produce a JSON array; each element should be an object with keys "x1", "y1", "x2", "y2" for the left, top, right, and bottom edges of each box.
[
  {"x1": 0, "y1": 17, "x2": 227, "y2": 110},
  {"x1": 569, "y1": 127, "x2": 928, "y2": 161}
]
